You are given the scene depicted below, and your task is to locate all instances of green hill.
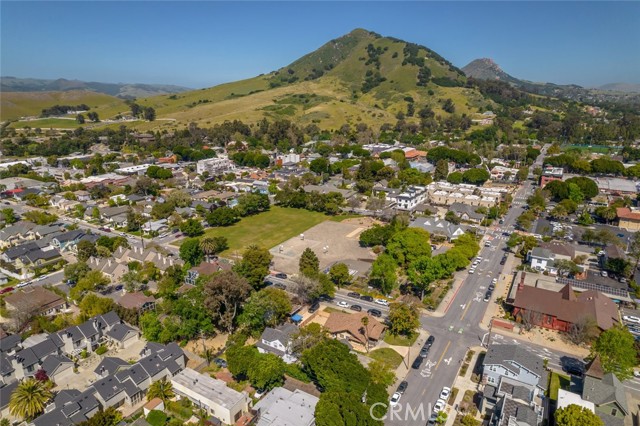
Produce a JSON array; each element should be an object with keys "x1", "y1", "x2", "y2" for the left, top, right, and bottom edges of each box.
[
  {"x1": 1, "y1": 90, "x2": 128, "y2": 121},
  {"x1": 5, "y1": 29, "x2": 496, "y2": 131},
  {"x1": 125, "y1": 29, "x2": 494, "y2": 131}
]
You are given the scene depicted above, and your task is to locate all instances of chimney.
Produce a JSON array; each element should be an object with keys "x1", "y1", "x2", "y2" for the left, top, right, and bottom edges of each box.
[{"x1": 518, "y1": 272, "x2": 526, "y2": 290}]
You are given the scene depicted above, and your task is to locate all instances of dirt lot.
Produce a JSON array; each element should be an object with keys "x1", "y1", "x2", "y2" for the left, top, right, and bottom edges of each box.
[{"x1": 269, "y1": 220, "x2": 376, "y2": 276}]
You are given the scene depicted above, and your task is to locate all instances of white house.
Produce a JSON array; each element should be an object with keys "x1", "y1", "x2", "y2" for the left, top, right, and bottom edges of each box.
[
  {"x1": 171, "y1": 368, "x2": 250, "y2": 425},
  {"x1": 256, "y1": 324, "x2": 298, "y2": 364}
]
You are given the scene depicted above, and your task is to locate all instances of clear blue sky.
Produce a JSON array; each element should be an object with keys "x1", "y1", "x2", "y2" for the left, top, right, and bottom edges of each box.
[{"x1": 2, "y1": 1, "x2": 639, "y2": 88}]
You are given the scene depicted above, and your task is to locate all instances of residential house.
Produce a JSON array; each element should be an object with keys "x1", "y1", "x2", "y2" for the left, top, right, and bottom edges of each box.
[
  {"x1": 4, "y1": 287, "x2": 68, "y2": 321},
  {"x1": 105, "y1": 324, "x2": 140, "y2": 349},
  {"x1": 171, "y1": 367, "x2": 251, "y2": 425},
  {"x1": 324, "y1": 312, "x2": 386, "y2": 348},
  {"x1": 253, "y1": 387, "x2": 319, "y2": 426},
  {"x1": 55, "y1": 311, "x2": 122, "y2": 357},
  {"x1": 32, "y1": 342, "x2": 186, "y2": 426},
  {"x1": 26, "y1": 224, "x2": 63, "y2": 241},
  {"x1": 511, "y1": 283, "x2": 619, "y2": 333},
  {"x1": 256, "y1": 324, "x2": 298, "y2": 364},
  {"x1": 94, "y1": 357, "x2": 131, "y2": 379},
  {"x1": 483, "y1": 376, "x2": 543, "y2": 426},
  {"x1": 537, "y1": 241, "x2": 575, "y2": 262},
  {"x1": 50, "y1": 195, "x2": 81, "y2": 212},
  {"x1": 425, "y1": 182, "x2": 504, "y2": 207},
  {"x1": 410, "y1": 217, "x2": 468, "y2": 241},
  {"x1": 87, "y1": 256, "x2": 129, "y2": 283},
  {"x1": 0, "y1": 221, "x2": 36, "y2": 248},
  {"x1": 490, "y1": 165, "x2": 519, "y2": 181},
  {"x1": 50, "y1": 229, "x2": 90, "y2": 252},
  {"x1": 448, "y1": 203, "x2": 485, "y2": 223},
  {"x1": 184, "y1": 261, "x2": 231, "y2": 285},
  {"x1": 116, "y1": 292, "x2": 156, "y2": 314},
  {"x1": 580, "y1": 356, "x2": 628, "y2": 426},
  {"x1": 13, "y1": 246, "x2": 62, "y2": 275},
  {"x1": 100, "y1": 206, "x2": 131, "y2": 225},
  {"x1": 527, "y1": 247, "x2": 556, "y2": 273},
  {"x1": 482, "y1": 344, "x2": 548, "y2": 392}
]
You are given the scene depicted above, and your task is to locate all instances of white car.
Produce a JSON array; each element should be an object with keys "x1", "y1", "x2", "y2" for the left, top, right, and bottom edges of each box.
[
  {"x1": 337, "y1": 301, "x2": 350, "y2": 308},
  {"x1": 634, "y1": 370, "x2": 640, "y2": 379},
  {"x1": 375, "y1": 298, "x2": 389, "y2": 306},
  {"x1": 601, "y1": 271, "x2": 608, "y2": 277},
  {"x1": 16, "y1": 282, "x2": 30, "y2": 288},
  {"x1": 492, "y1": 278, "x2": 498, "y2": 285},
  {"x1": 433, "y1": 399, "x2": 446, "y2": 413},
  {"x1": 624, "y1": 315, "x2": 640, "y2": 324},
  {"x1": 469, "y1": 268, "x2": 475, "y2": 274},
  {"x1": 439, "y1": 387, "x2": 451, "y2": 400},
  {"x1": 390, "y1": 392, "x2": 401, "y2": 407}
]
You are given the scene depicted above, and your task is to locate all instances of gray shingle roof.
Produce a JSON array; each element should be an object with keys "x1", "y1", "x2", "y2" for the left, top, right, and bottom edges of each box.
[
  {"x1": 485, "y1": 344, "x2": 548, "y2": 389},
  {"x1": 94, "y1": 357, "x2": 130, "y2": 377},
  {"x1": 0, "y1": 334, "x2": 21, "y2": 353},
  {"x1": 106, "y1": 324, "x2": 136, "y2": 342},
  {"x1": 0, "y1": 381, "x2": 18, "y2": 410},
  {"x1": 40, "y1": 354, "x2": 73, "y2": 375},
  {"x1": 582, "y1": 373, "x2": 628, "y2": 415}
]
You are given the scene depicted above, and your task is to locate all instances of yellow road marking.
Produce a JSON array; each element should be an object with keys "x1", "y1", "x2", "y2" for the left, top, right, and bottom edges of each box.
[
  {"x1": 460, "y1": 300, "x2": 472, "y2": 321},
  {"x1": 435, "y1": 341, "x2": 451, "y2": 370}
]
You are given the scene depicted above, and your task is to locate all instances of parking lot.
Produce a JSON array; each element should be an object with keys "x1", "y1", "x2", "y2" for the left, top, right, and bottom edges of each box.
[{"x1": 269, "y1": 220, "x2": 376, "y2": 276}]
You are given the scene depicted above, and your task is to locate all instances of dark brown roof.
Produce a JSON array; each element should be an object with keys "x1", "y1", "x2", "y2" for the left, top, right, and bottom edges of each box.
[
  {"x1": 117, "y1": 292, "x2": 155, "y2": 310},
  {"x1": 192, "y1": 261, "x2": 231, "y2": 275},
  {"x1": 585, "y1": 354, "x2": 605, "y2": 379},
  {"x1": 324, "y1": 312, "x2": 385, "y2": 345},
  {"x1": 4, "y1": 287, "x2": 65, "y2": 313},
  {"x1": 513, "y1": 284, "x2": 618, "y2": 330}
]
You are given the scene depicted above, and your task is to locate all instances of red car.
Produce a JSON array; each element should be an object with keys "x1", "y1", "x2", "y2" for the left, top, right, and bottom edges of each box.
[{"x1": 0, "y1": 287, "x2": 14, "y2": 295}]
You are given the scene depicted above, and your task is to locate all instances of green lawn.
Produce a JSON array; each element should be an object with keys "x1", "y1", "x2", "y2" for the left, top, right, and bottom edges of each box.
[
  {"x1": 383, "y1": 333, "x2": 418, "y2": 347},
  {"x1": 179, "y1": 207, "x2": 351, "y2": 255},
  {"x1": 369, "y1": 348, "x2": 404, "y2": 368},
  {"x1": 548, "y1": 372, "x2": 571, "y2": 401}
]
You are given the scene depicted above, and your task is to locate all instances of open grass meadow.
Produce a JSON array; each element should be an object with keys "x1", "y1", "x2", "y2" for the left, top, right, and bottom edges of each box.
[{"x1": 188, "y1": 206, "x2": 346, "y2": 256}]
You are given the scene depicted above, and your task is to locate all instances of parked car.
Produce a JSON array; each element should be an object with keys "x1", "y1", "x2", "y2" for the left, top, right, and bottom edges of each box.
[
  {"x1": 439, "y1": 387, "x2": 451, "y2": 401},
  {"x1": 390, "y1": 392, "x2": 402, "y2": 407},
  {"x1": 396, "y1": 381, "x2": 408, "y2": 394},
  {"x1": 319, "y1": 295, "x2": 333, "y2": 303},
  {"x1": 483, "y1": 291, "x2": 492, "y2": 302},
  {"x1": 275, "y1": 273, "x2": 288, "y2": 279},
  {"x1": 347, "y1": 292, "x2": 360, "y2": 298},
  {"x1": 426, "y1": 335, "x2": 435, "y2": 347},
  {"x1": 360, "y1": 295, "x2": 374, "y2": 302},
  {"x1": 492, "y1": 278, "x2": 498, "y2": 285},
  {"x1": 213, "y1": 358, "x2": 227, "y2": 368},
  {"x1": 115, "y1": 284, "x2": 124, "y2": 291},
  {"x1": 337, "y1": 301, "x2": 350, "y2": 308},
  {"x1": 469, "y1": 268, "x2": 475, "y2": 274},
  {"x1": 350, "y1": 305, "x2": 362, "y2": 312},
  {"x1": 564, "y1": 364, "x2": 584, "y2": 377},
  {"x1": 367, "y1": 308, "x2": 382, "y2": 317},
  {"x1": 16, "y1": 282, "x2": 29, "y2": 288},
  {"x1": 274, "y1": 283, "x2": 287, "y2": 290},
  {"x1": 254, "y1": 389, "x2": 266, "y2": 399},
  {"x1": 623, "y1": 315, "x2": 640, "y2": 324},
  {"x1": 374, "y1": 298, "x2": 389, "y2": 306},
  {"x1": 419, "y1": 346, "x2": 430, "y2": 358},
  {"x1": 433, "y1": 399, "x2": 446, "y2": 413},
  {"x1": 601, "y1": 271, "x2": 608, "y2": 277},
  {"x1": 411, "y1": 357, "x2": 423, "y2": 369},
  {"x1": 484, "y1": 241, "x2": 492, "y2": 247},
  {"x1": 427, "y1": 413, "x2": 438, "y2": 425},
  {"x1": 309, "y1": 302, "x2": 320, "y2": 313},
  {"x1": 488, "y1": 284, "x2": 495, "y2": 291},
  {"x1": 0, "y1": 287, "x2": 14, "y2": 295}
]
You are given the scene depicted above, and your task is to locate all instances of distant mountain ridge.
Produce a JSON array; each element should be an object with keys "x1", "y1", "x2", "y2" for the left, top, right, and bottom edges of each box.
[
  {"x1": 0, "y1": 76, "x2": 191, "y2": 98},
  {"x1": 462, "y1": 58, "x2": 640, "y2": 103},
  {"x1": 597, "y1": 82, "x2": 640, "y2": 93}
]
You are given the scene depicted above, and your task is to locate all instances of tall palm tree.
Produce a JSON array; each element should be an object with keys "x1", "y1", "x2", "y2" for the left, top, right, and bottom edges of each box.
[
  {"x1": 361, "y1": 316, "x2": 370, "y2": 353},
  {"x1": 200, "y1": 237, "x2": 218, "y2": 262},
  {"x1": 9, "y1": 378, "x2": 52, "y2": 421},
  {"x1": 147, "y1": 378, "x2": 175, "y2": 405}
]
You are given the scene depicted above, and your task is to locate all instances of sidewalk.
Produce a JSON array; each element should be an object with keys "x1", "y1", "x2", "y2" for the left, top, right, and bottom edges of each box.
[
  {"x1": 388, "y1": 328, "x2": 430, "y2": 393},
  {"x1": 444, "y1": 346, "x2": 484, "y2": 426},
  {"x1": 479, "y1": 251, "x2": 519, "y2": 331}
]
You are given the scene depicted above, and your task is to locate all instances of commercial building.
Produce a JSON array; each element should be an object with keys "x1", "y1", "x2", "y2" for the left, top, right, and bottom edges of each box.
[{"x1": 196, "y1": 158, "x2": 236, "y2": 175}]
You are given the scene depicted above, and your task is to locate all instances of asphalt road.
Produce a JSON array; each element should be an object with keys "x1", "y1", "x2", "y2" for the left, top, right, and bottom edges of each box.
[{"x1": 384, "y1": 165, "x2": 542, "y2": 425}]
